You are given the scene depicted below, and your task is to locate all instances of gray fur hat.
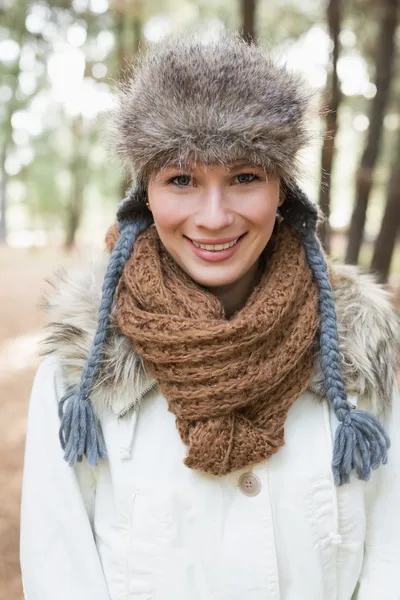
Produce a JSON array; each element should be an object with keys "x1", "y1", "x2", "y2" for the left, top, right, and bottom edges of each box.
[
  {"x1": 58, "y1": 33, "x2": 390, "y2": 487},
  {"x1": 112, "y1": 33, "x2": 316, "y2": 184}
]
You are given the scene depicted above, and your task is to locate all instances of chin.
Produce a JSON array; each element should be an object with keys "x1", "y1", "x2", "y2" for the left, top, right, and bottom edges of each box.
[{"x1": 185, "y1": 265, "x2": 247, "y2": 289}]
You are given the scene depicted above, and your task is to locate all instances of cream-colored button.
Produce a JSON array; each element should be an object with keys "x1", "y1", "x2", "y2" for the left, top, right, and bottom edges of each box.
[{"x1": 238, "y1": 472, "x2": 261, "y2": 496}]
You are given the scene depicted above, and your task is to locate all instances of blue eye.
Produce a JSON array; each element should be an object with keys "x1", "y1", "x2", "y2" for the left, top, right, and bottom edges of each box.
[
  {"x1": 237, "y1": 173, "x2": 258, "y2": 184},
  {"x1": 171, "y1": 175, "x2": 191, "y2": 186}
]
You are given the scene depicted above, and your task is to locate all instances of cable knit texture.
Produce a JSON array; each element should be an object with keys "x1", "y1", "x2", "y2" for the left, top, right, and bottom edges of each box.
[{"x1": 106, "y1": 222, "x2": 320, "y2": 476}]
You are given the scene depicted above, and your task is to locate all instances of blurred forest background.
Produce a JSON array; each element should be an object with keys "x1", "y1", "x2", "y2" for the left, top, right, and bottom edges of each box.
[{"x1": 0, "y1": 0, "x2": 399, "y2": 597}]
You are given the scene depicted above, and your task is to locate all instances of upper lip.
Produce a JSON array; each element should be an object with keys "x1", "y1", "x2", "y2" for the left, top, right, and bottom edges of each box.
[{"x1": 187, "y1": 235, "x2": 244, "y2": 244}]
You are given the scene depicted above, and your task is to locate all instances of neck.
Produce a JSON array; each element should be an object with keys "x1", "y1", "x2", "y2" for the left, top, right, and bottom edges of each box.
[{"x1": 207, "y1": 258, "x2": 263, "y2": 319}]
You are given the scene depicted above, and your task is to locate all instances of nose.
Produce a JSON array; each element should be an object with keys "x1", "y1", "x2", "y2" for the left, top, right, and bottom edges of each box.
[{"x1": 193, "y1": 186, "x2": 235, "y2": 230}]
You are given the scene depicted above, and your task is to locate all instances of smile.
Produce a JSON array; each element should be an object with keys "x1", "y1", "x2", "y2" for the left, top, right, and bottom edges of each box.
[
  {"x1": 191, "y1": 238, "x2": 240, "y2": 251},
  {"x1": 186, "y1": 234, "x2": 247, "y2": 263}
]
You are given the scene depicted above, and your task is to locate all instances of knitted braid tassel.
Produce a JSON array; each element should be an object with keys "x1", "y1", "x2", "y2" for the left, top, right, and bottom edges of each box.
[
  {"x1": 58, "y1": 188, "x2": 153, "y2": 466},
  {"x1": 281, "y1": 185, "x2": 391, "y2": 485}
]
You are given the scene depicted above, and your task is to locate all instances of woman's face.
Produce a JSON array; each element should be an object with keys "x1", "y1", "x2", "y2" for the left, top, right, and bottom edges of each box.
[{"x1": 147, "y1": 162, "x2": 281, "y2": 289}]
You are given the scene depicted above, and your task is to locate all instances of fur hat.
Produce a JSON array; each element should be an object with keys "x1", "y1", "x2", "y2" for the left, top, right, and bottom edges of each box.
[
  {"x1": 112, "y1": 33, "x2": 316, "y2": 184},
  {"x1": 58, "y1": 33, "x2": 390, "y2": 486}
]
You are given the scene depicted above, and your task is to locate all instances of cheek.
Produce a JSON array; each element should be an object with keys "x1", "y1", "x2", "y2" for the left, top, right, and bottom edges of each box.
[
  {"x1": 149, "y1": 193, "x2": 189, "y2": 233},
  {"x1": 244, "y1": 191, "x2": 279, "y2": 232}
]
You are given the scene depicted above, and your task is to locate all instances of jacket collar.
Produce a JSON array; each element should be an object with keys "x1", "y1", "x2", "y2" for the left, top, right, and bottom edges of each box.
[{"x1": 42, "y1": 253, "x2": 400, "y2": 418}]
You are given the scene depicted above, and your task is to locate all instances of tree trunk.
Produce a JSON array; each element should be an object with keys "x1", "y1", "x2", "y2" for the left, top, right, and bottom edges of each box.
[
  {"x1": 64, "y1": 196, "x2": 82, "y2": 250},
  {"x1": 131, "y1": 0, "x2": 142, "y2": 55},
  {"x1": 113, "y1": 0, "x2": 132, "y2": 198},
  {"x1": 64, "y1": 120, "x2": 86, "y2": 251},
  {"x1": 0, "y1": 142, "x2": 8, "y2": 245},
  {"x1": 114, "y1": 0, "x2": 126, "y2": 76},
  {"x1": 241, "y1": 0, "x2": 256, "y2": 43},
  {"x1": 345, "y1": 0, "x2": 399, "y2": 264},
  {"x1": 1, "y1": 33, "x2": 25, "y2": 246},
  {"x1": 126, "y1": 0, "x2": 142, "y2": 195},
  {"x1": 1, "y1": 4, "x2": 29, "y2": 246},
  {"x1": 369, "y1": 126, "x2": 400, "y2": 283},
  {"x1": 318, "y1": 0, "x2": 342, "y2": 253}
]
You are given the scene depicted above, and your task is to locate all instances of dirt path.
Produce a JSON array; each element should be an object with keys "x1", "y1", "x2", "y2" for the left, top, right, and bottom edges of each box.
[{"x1": 0, "y1": 248, "x2": 75, "y2": 600}]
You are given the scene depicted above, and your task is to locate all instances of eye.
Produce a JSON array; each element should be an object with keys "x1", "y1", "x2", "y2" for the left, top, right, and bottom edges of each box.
[
  {"x1": 235, "y1": 173, "x2": 259, "y2": 184},
  {"x1": 170, "y1": 175, "x2": 192, "y2": 187}
]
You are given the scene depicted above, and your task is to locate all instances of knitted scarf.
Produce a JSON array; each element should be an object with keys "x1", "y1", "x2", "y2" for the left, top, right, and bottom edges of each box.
[{"x1": 106, "y1": 222, "x2": 320, "y2": 476}]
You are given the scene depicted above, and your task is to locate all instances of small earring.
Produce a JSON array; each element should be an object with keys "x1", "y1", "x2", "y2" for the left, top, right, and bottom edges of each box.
[{"x1": 146, "y1": 202, "x2": 150, "y2": 208}]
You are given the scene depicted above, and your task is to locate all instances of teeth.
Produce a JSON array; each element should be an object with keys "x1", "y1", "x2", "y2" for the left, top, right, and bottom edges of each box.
[{"x1": 192, "y1": 238, "x2": 239, "y2": 251}]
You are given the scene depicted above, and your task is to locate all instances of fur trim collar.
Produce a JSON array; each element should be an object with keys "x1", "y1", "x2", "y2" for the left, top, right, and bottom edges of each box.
[{"x1": 42, "y1": 255, "x2": 400, "y2": 418}]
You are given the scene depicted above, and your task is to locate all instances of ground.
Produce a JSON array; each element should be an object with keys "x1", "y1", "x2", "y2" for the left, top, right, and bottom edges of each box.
[
  {"x1": 0, "y1": 242, "x2": 399, "y2": 598},
  {"x1": 0, "y1": 247, "x2": 76, "y2": 600}
]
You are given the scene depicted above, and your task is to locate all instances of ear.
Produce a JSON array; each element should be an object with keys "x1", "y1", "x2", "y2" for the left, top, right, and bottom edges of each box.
[{"x1": 278, "y1": 182, "x2": 285, "y2": 207}]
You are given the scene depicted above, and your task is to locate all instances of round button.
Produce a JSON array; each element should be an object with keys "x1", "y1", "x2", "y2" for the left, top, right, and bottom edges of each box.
[{"x1": 238, "y1": 472, "x2": 261, "y2": 497}]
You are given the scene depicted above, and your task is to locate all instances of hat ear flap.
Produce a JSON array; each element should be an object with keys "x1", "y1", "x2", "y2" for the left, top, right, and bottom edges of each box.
[
  {"x1": 117, "y1": 181, "x2": 151, "y2": 224},
  {"x1": 279, "y1": 182, "x2": 319, "y2": 233}
]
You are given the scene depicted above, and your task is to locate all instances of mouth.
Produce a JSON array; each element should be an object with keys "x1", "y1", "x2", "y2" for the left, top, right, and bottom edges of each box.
[
  {"x1": 188, "y1": 234, "x2": 246, "y2": 252},
  {"x1": 185, "y1": 233, "x2": 247, "y2": 263}
]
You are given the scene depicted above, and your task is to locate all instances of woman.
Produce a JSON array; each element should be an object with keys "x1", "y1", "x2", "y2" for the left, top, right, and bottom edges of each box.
[{"x1": 20, "y1": 34, "x2": 400, "y2": 599}]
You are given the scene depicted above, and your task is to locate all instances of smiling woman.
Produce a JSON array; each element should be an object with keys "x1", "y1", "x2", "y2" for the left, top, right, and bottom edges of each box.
[{"x1": 20, "y1": 32, "x2": 400, "y2": 600}]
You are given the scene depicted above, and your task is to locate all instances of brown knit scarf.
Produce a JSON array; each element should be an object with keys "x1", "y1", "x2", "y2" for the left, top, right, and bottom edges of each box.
[{"x1": 106, "y1": 223, "x2": 320, "y2": 476}]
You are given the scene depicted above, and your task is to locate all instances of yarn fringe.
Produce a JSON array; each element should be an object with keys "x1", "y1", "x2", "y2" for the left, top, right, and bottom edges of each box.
[
  {"x1": 58, "y1": 387, "x2": 108, "y2": 466},
  {"x1": 332, "y1": 408, "x2": 390, "y2": 485}
]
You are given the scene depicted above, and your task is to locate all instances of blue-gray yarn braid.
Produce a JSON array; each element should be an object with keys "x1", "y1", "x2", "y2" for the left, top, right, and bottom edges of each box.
[
  {"x1": 58, "y1": 188, "x2": 153, "y2": 466},
  {"x1": 281, "y1": 184, "x2": 390, "y2": 485}
]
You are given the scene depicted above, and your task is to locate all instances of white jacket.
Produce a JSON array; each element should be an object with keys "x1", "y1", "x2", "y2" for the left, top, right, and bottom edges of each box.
[{"x1": 20, "y1": 259, "x2": 400, "y2": 600}]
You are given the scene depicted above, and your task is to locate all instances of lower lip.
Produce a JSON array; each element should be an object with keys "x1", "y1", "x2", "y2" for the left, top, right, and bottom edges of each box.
[{"x1": 187, "y1": 235, "x2": 246, "y2": 262}]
